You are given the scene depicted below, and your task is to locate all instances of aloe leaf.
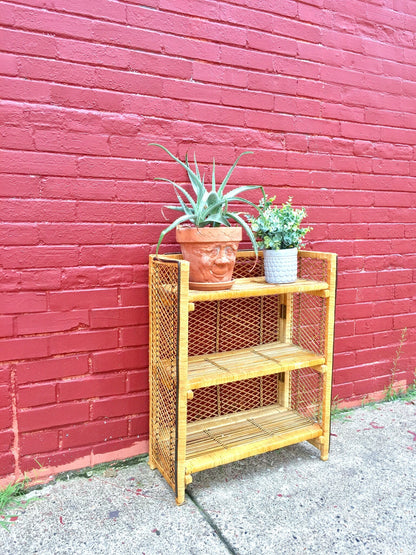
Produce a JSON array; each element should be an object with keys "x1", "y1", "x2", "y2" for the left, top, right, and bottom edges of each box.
[
  {"x1": 224, "y1": 184, "x2": 264, "y2": 200},
  {"x1": 156, "y1": 214, "x2": 192, "y2": 255},
  {"x1": 218, "y1": 151, "x2": 253, "y2": 194},
  {"x1": 193, "y1": 152, "x2": 201, "y2": 181},
  {"x1": 212, "y1": 158, "x2": 216, "y2": 192},
  {"x1": 206, "y1": 191, "x2": 219, "y2": 206},
  {"x1": 227, "y1": 211, "x2": 259, "y2": 256},
  {"x1": 205, "y1": 213, "x2": 231, "y2": 226},
  {"x1": 150, "y1": 143, "x2": 204, "y2": 198},
  {"x1": 154, "y1": 177, "x2": 197, "y2": 211},
  {"x1": 225, "y1": 196, "x2": 260, "y2": 211}
]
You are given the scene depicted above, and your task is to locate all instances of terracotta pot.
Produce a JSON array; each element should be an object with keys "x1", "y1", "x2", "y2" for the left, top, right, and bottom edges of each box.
[{"x1": 176, "y1": 226, "x2": 242, "y2": 290}]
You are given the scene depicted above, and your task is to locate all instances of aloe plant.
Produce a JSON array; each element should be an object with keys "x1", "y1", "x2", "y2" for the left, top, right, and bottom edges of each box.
[{"x1": 150, "y1": 143, "x2": 264, "y2": 254}]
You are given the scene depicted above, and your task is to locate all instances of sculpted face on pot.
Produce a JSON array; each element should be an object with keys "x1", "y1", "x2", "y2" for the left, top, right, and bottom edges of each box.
[{"x1": 183, "y1": 242, "x2": 238, "y2": 283}]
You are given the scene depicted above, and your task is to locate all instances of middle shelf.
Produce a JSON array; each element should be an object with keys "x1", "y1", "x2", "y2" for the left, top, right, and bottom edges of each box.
[{"x1": 187, "y1": 342, "x2": 326, "y2": 389}]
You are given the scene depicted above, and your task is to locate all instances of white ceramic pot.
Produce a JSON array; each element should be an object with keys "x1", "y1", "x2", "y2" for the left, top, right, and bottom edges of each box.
[{"x1": 263, "y1": 248, "x2": 298, "y2": 284}]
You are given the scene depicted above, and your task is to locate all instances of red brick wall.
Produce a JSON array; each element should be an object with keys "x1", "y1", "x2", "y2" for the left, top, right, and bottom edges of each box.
[{"x1": 1, "y1": 0, "x2": 415, "y2": 480}]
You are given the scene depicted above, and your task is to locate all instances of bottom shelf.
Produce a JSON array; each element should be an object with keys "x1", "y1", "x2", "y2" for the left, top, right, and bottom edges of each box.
[{"x1": 185, "y1": 404, "x2": 323, "y2": 474}]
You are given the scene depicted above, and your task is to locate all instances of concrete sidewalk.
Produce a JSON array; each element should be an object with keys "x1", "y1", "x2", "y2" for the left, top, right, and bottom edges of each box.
[{"x1": 1, "y1": 398, "x2": 415, "y2": 555}]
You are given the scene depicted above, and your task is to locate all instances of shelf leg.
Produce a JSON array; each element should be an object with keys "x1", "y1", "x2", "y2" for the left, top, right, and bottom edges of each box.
[
  {"x1": 148, "y1": 457, "x2": 157, "y2": 470},
  {"x1": 319, "y1": 438, "x2": 330, "y2": 461},
  {"x1": 175, "y1": 484, "x2": 186, "y2": 506}
]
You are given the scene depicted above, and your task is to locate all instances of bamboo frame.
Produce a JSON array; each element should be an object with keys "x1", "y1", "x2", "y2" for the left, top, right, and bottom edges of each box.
[{"x1": 149, "y1": 250, "x2": 337, "y2": 504}]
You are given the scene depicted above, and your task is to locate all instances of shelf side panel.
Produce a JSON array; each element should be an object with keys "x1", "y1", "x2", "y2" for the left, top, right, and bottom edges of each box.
[{"x1": 149, "y1": 258, "x2": 181, "y2": 492}]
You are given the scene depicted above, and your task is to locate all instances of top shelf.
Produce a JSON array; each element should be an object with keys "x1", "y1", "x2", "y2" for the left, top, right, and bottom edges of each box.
[{"x1": 188, "y1": 276, "x2": 329, "y2": 302}]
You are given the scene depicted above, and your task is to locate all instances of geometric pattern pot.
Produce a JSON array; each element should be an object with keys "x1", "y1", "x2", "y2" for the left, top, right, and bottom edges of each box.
[{"x1": 263, "y1": 248, "x2": 298, "y2": 284}]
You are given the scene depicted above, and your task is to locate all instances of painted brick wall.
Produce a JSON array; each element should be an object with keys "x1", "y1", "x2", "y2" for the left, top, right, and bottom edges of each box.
[{"x1": 1, "y1": 0, "x2": 415, "y2": 481}]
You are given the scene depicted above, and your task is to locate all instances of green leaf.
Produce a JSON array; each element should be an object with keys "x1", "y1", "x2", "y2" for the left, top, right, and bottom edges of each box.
[
  {"x1": 150, "y1": 143, "x2": 204, "y2": 199},
  {"x1": 224, "y1": 184, "x2": 264, "y2": 200},
  {"x1": 227, "y1": 212, "x2": 259, "y2": 256},
  {"x1": 218, "y1": 151, "x2": 253, "y2": 194},
  {"x1": 211, "y1": 158, "x2": 216, "y2": 192},
  {"x1": 156, "y1": 214, "x2": 192, "y2": 254},
  {"x1": 154, "y1": 177, "x2": 197, "y2": 212}
]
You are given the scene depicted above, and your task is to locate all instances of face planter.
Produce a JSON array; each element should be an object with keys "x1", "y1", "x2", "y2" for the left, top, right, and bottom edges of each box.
[{"x1": 175, "y1": 226, "x2": 242, "y2": 290}]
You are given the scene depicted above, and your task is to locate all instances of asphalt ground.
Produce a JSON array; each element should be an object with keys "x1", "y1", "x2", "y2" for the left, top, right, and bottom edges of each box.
[{"x1": 1, "y1": 398, "x2": 415, "y2": 555}]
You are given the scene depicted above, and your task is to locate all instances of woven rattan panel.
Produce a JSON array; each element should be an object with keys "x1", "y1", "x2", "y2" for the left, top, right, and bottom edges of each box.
[
  {"x1": 291, "y1": 292, "x2": 326, "y2": 355},
  {"x1": 187, "y1": 375, "x2": 280, "y2": 422},
  {"x1": 298, "y1": 254, "x2": 328, "y2": 282},
  {"x1": 188, "y1": 296, "x2": 281, "y2": 357},
  {"x1": 150, "y1": 260, "x2": 179, "y2": 488},
  {"x1": 233, "y1": 252, "x2": 264, "y2": 278},
  {"x1": 290, "y1": 367, "x2": 323, "y2": 425}
]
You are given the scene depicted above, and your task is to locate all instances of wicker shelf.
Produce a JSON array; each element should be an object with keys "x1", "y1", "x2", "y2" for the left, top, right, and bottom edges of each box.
[
  {"x1": 188, "y1": 276, "x2": 328, "y2": 302},
  {"x1": 187, "y1": 342, "x2": 325, "y2": 389},
  {"x1": 186, "y1": 404, "x2": 322, "y2": 474},
  {"x1": 149, "y1": 250, "x2": 337, "y2": 505}
]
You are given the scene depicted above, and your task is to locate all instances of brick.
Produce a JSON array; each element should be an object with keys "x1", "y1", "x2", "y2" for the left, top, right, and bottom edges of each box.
[
  {"x1": 0, "y1": 385, "x2": 10, "y2": 408},
  {"x1": 0, "y1": 175, "x2": 40, "y2": 198},
  {"x1": 0, "y1": 317, "x2": 13, "y2": 338},
  {"x1": 76, "y1": 201, "x2": 146, "y2": 222},
  {"x1": 356, "y1": 286, "x2": 394, "y2": 302},
  {"x1": 377, "y1": 270, "x2": 413, "y2": 285},
  {"x1": 49, "y1": 289, "x2": 118, "y2": 311},
  {"x1": 18, "y1": 383, "x2": 56, "y2": 408},
  {"x1": 62, "y1": 419, "x2": 128, "y2": 449},
  {"x1": 92, "y1": 436, "x2": 137, "y2": 456},
  {"x1": 355, "y1": 316, "x2": 394, "y2": 335},
  {"x1": 79, "y1": 245, "x2": 149, "y2": 266},
  {"x1": 2, "y1": 247, "x2": 79, "y2": 269},
  {"x1": 15, "y1": 355, "x2": 89, "y2": 385},
  {"x1": 0, "y1": 292, "x2": 47, "y2": 314},
  {"x1": 0, "y1": 430, "x2": 13, "y2": 451},
  {"x1": 91, "y1": 347, "x2": 148, "y2": 373},
  {"x1": 38, "y1": 223, "x2": 112, "y2": 245},
  {"x1": 0, "y1": 336, "x2": 49, "y2": 362},
  {"x1": 16, "y1": 310, "x2": 89, "y2": 335},
  {"x1": 119, "y1": 326, "x2": 148, "y2": 347},
  {"x1": 129, "y1": 414, "x2": 148, "y2": 437},
  {"x1": 0, "y1": 453, "x2": 15, "y2": 476},
  {"x1": 91, "y1": 393, "x2": 149, "y2": 420},
  {"x1": 58, "y1": 375, "x2": 125, "y2": 402},
  {"x1": 48, "y1": 329, "x2": 118, "y2": 356},
  {"x1": 90, "y1": 307, "x2": 147, "y2": 329},
  {"x1": 334, "y1": 334, "x2": 373, "y2": 353},
  {"x1": 20, "y1": 430, "x2": 59, "y2": 456},
  {"x1": 17, "y1": 270, "x2": 62, "y2": 292},
  {"x1": 0, "y1": 224, "x2": 39, "y2": 245},
  {"x1": 41, "y1": 177, "x2": 116, "y2": 201},
  {"x1": 0, "y1": 407, "x2": 12, "y2": 430},
  {"x1": 18, "y1": 402, "x2": 90, "y2": 432},
  {"x1": 20, "y1": 446, "x2": 92, "y2": 473},
  {"x1": 0, "y1": 148, "x2": 78, "y2": 176},
  {"x1": 126, "y1": 370, "x2": 148, "y2": 393},
  {"x1": 119, "y1": 286, "x2": 148, "y2": 307}
]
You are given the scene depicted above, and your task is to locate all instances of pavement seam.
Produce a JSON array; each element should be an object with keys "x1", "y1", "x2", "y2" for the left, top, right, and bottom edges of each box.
[{"x1": 185, "y1": 489, "x2": 239, "y2": 555}]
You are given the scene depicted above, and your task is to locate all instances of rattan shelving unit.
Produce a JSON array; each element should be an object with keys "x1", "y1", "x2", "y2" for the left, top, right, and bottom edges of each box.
[{"x1": 149, "y1": 250, "x2": 337, "y2": 504}]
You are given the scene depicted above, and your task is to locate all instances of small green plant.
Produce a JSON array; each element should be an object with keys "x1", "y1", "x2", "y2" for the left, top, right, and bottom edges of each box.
[
  {"x1": 149, "y1": 143, "x2": 264, "y2": 254},
  {"x1": 0, "y1": 477, "x2": 30, "y2": 531},
  {"x1": 247, "y1": 195, "x2": 311, "y2": 250}
]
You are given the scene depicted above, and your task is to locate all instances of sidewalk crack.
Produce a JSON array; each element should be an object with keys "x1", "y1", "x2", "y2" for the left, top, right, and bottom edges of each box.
[{"x1": 185, "y1": 489, "x2": 239, "y2": 555}]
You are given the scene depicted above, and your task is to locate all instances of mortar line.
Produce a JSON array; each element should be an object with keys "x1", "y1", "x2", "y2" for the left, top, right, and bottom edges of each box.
[{"x1": 185, "y1": 488, "x2": 239, "y2": 555}]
